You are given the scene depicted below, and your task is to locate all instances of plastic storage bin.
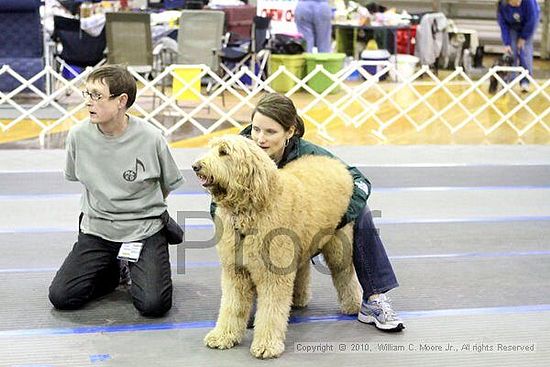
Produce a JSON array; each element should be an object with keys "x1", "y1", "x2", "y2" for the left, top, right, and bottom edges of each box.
[
  {"x1": 268, "y1": 54, "x2": 306, "y2": 93},
  {"x1": 360, "y1": 49, "x2": 391, "y2": 80},
  {"x1": 390, "y1": 54, "x2": 419, "y2": 82},
  {"x1": 303, "y1": 53, "x2": 346, "y2": 94},
  {"x1": 172, "y1": 67, "x2": 202, "y2": 101}
]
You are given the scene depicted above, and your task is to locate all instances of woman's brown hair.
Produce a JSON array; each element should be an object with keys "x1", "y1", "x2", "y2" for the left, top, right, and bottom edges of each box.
[{"x1": 251, "y1": 93, "x2": 305, "y2": 137}]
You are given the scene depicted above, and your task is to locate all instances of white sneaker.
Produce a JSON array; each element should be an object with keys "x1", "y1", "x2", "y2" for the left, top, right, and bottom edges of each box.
[{"x1": 358, "y1": 294, "x2": 405, "y2": 331}]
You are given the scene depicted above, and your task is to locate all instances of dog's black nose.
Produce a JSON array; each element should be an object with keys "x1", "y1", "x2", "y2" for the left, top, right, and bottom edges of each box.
[{"x1": 192, "y1": 162, "x2": 201, "y2": 172}]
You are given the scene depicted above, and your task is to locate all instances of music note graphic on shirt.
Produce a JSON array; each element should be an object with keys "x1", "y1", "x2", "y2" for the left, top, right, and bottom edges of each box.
[{"x1": 123, "y1": 158, "x2": 145, "y2": 182}]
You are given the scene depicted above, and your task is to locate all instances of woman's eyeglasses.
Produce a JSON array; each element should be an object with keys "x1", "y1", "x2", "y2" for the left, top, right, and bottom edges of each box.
[{"x1": 82, "y1": 90, "x2": 120, "y2": 101}]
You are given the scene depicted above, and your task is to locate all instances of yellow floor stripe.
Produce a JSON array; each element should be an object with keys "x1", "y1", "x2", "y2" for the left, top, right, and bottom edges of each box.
[
  {"x1": 0, "y1": 119, "x2": 74, "y2": 144},
  {"x1": 170, "y1": 127, "x2": 240, "y2": 148},
  {"x1": 0, "y1": 108, "x2": 89, "y2": 144}
]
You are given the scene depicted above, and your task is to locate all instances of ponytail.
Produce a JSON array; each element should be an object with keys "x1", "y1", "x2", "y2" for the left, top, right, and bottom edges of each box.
[{"x1": 294, "y1": 115, "x2": 305, "y2": 138}]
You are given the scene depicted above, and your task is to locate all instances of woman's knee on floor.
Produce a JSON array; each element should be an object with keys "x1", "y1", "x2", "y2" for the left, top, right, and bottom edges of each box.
[
  {"x1": 132, "y1": 288, "x2": 173, "y2": 317},
  {"x1": 48, "y1": 281, "x2": 86, "y2": 310}
]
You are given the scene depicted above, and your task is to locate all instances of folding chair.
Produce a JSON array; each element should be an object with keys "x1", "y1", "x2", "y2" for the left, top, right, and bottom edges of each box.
[
  {"x1": 105, "y1": 12, "x2": 153, "y2": 74},
  {"x1": 58, "y1": 0, "x2": 80, "y2": 15},
  {"x1": 221, "y1": 16, "x2": 271, "y2": 89},
  {"x1": 177, "y1": 10, "x2": 225, "y2": 103},
  {"x1": 52, "y1": 16, "x2": 106, "y2": 78},
  {"x1": 177, "y1": 10, "x2": 224, "y2": 71},
  {"x1": 0, "y1": 0, "x2": 45, "y2": 92},
  {"x1": 220, "y1": 4, "x2": 257, "y2": 40}
]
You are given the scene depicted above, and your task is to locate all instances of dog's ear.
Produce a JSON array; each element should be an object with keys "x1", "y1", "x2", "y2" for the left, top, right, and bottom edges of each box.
[{"x1": 218, "y1": 143, "x2": 229, "y2": 156}]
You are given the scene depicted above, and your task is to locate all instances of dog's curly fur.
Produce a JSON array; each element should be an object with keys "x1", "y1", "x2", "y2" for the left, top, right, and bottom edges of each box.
[{"x1": 192, "y1": 135, "x2": 361, "y2": 359}]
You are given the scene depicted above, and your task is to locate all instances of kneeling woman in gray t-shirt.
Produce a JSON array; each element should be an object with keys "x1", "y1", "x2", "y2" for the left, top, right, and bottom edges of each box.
[{"x1": 48, "y1": 65, "x2": 184, "y2": 316}]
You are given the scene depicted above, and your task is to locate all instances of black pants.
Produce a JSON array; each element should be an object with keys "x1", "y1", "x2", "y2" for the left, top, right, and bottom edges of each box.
[{"x1": 49, "y1": 229, "x2": 172, "y2": 317}]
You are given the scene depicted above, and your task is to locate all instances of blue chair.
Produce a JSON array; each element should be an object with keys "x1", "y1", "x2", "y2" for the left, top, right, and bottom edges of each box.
[
  {"x1": 0, "y1": 0, "x2": 45, "y2": 92},
  {"x1": 164, "y1": 0, "x2": 185, "y2": 9},
  {"x1": 221, "y1": 16, "x2": 271, "y2": 86}
]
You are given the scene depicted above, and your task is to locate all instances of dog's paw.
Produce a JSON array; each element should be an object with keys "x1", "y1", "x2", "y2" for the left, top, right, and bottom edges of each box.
[
  {"x1": 250, "y1": 338, "x2": 285, "y2": 359},
  {"x1": 292, "y1": 294, "x2": 310, "y2": 309},
  {"x1": 340, "y1": 300, "x2": 361, "y2": 315},
  {"x1": 204, "y1": 328, "x2": 240, "y2": 350}
]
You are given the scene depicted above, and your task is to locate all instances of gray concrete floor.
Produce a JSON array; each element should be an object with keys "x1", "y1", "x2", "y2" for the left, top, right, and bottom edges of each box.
[{"x1": 0, "y1": 145, "x2": 549, "y2": 366}]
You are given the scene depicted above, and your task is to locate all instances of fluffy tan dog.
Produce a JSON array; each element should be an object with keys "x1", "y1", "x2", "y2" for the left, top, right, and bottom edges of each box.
[{"x1": 192, "y1": 135, "x2": 361, "y2": 359}]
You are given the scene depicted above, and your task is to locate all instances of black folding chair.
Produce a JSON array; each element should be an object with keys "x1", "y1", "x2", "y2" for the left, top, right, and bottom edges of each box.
[
  {"x1": 52, "y1": 16, "x2": 106, "y2": 73},
  {"x1": 221, "y1": 16, "x2": 271, "y2": 88}
]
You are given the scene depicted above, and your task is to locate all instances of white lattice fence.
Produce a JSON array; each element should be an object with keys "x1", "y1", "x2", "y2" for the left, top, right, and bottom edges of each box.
[{"x1": 1, "y1": 62, "x2": 549, "y2": 146}]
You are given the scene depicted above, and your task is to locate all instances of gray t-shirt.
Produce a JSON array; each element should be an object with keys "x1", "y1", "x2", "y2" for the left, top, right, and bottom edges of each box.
[{"x1": 64, "y1": 115, "x2": 184, "y2": 242}]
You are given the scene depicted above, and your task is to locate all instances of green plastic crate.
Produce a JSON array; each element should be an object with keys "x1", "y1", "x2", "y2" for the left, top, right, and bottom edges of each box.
[
  {"x1": 268, "y1": 54, "x2": 306, "y2": 93},
  {"x1": 304, "y1": 53, "x2": 346, "y2": 94}
]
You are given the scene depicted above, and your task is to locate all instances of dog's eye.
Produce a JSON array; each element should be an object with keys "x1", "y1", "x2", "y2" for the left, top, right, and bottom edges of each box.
[{"x1": 218, "y1": 146, "x2": 228, "y2": 156}]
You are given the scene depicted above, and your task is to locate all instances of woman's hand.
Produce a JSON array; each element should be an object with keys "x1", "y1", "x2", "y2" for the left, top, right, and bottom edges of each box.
[
  {"x1": 517, "y1": 38, "x2": 526, "y2": 50},
  {"x1": 504, "y1": 45, "x2": 513, "y2": 55}
]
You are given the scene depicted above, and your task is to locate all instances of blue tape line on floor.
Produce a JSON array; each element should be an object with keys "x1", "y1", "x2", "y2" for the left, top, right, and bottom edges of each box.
[
  {"x1": 2, "y1": 215, "x2": 550, "y2": 234},
  {"x1": 376, "y1": 216, "x2": 550, "y2": 224},
  {"x1": 89, "y1": 354, "x2": 111, "y2": 363},
  {"x1": 1, "y1": 185, "x2": 550, "y2": 201},
  {"x1": 0, "y1": 304, "x2": 549, "y2": 338},
  {"x1": 391, "y1": 250, "x2": 550, "y2": 260},
  {"x1": 375, "y1": 185, "x2": 550, "y2": 192}
]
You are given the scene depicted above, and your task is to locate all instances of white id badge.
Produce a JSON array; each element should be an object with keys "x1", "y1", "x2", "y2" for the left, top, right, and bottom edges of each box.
[{"x1": 117, "y1": 242, "x2": 143, "y2": 263}]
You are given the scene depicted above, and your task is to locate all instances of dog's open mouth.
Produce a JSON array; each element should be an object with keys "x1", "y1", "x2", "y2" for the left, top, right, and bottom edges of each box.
[
  {"x1": 196, "y1": 172, "x2": 226, "y2": 196},
  {"x1": 196, "y1": 173, "x2": 214, "y2": 187}
]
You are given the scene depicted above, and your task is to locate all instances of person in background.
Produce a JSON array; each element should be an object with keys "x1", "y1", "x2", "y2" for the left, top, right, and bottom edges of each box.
[
  {"x1": 497, "y1": 0, "x2": 540, "y2": 92},
  {"x1": 295, "y1": 0, "x2": 333, "y2": 53}
]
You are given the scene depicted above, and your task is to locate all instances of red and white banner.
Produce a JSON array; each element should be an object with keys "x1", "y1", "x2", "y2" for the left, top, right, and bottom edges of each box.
[{"x1": 257, "y1": 0, "x2": 298, "y2": 34}]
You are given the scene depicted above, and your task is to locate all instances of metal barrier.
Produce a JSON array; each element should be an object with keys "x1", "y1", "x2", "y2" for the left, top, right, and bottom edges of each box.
[{"x1": 1, "y1": 61, "x2": 549, "y2": 147}]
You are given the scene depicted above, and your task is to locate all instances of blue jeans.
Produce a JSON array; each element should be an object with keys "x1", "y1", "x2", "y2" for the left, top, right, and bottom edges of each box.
[
  {"x1": 353, "y1": 206, "x2": 399, "y2": 301},
  {"x1": 295, "y1": 0, "x2": 332, "y2": 53},
  {"x1": 509, "y1": 29, "x2": 535, "y2": 86}
]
